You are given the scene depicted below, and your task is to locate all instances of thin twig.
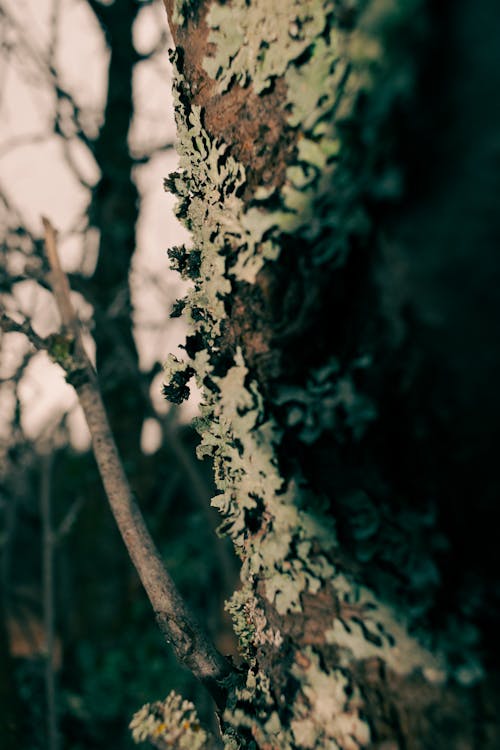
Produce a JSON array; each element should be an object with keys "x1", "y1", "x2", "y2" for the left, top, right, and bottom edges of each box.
[
  {"x1": 55, "y1": 497, "x2": 84, "y2": 542},
  {"x1": 0, "y1": 312, "x2": 49, "y2": 351},
  {"x1": 40, "y1": 449, "x2": 59, "y2": 750},
  {"x1": 40, "y1": 217, "x2": 233, "y2": 703},
  {"x1": 42, "y1": 218, "x2": 78, "y2": 333}
]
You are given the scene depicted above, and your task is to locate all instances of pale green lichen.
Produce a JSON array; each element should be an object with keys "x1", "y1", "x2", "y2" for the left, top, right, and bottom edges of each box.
[
  {"x1": 201, "y1": 0, "x2": 420, "y2": 283},
  {"x1": 167, "y1": 51, "x2": 279, "y2": 288},
  {"x1": 225, "y1": 583, "x2": 283, "y2": 659},
  {"x1": 199, "y1": 0, "x2": 365, "y2": 281},
  {"x1": 162, "y1": 353, "x2": 194, "y2": 404},
  {"x1": 163, "y1": 0, "x2": 459, "y2": 746},
  {"x1": 130, "y1": 691, "x2": 210, "y2": 749},
  {"x1": 325, "y1": 576, "x2": 448, "y2": 681},
  {"x1": 221, "y1": 649, "x2": 372, "y2": 750},
  {"x1": 291, "y1": 649, "x2": 371, "y2": 749},
  {"x1": 203, "y1": 0, "x2": 331, "y2": 94},
  {"x1": 194, "y1": 348, "x2": 337, "y2": 618}
]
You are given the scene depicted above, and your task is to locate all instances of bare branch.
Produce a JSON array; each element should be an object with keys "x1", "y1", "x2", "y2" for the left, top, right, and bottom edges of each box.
[
  {"x1": 42, "y1": 218, "x2": 79, "y2": 333},
  {"x1": 0, "y1": 311, "x2": 49, "y2": 351},
  {"x1": 58, "y1": 137, "x2": 96, "y2": 190},
  {"x1": 55, "y1": 497, "x2": 84, "y2": 542},
  {"x1": 131, "y1": 139, "x2": 175, "y2": 164},
  {"x1": 40, "y1": 450, "x2": 60, "y2": 750},
  {"x1": 47, "y1": 0, "x2": 63, "y2": 67},
  {"x1": 0, "y1": 5, "x2": 96, "y2": 148},
  {"x1": 39, "y1": 218, "x2": 233, "y2": 702}
]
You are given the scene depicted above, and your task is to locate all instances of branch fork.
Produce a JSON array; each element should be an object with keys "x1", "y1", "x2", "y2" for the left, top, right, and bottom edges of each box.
[{"x1": 1, "y1": 218, "x2": 233, "y2": 707}]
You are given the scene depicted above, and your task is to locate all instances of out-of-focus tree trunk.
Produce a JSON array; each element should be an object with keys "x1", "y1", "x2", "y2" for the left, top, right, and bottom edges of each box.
[
  {"x1": 87, "y1": 0, "x2": 145, "y2": 462},
  {"x1": 0, "y1": 599, "x2": 23, "y2": 750},
  {"x1": 162, "y1": 0, "x2": 500, "y2": 747}
]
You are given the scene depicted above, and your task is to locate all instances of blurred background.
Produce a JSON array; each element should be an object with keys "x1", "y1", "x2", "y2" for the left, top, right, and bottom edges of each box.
[
  {"x1": 2, "y1": 0, "x2": 500, "y2": 747},
  {"x1": 0, "y1": 1, "x2": 237, "y2": 747}
]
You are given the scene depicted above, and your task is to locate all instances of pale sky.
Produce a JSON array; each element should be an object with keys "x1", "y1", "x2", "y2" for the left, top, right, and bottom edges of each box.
[{"x1": 0, "y1": 0, "x2": 194, "y2": 453}]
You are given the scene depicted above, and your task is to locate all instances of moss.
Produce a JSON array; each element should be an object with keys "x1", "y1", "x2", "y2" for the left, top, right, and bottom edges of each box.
[{"x1": 46, "y1": 333, "x2": 89, "y2": 387}]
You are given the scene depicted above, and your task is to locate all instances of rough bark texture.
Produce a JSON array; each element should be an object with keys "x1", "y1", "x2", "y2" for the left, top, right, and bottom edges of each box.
[{"x1": 162, "y1": 0, "x2": 500, "y2": 747}]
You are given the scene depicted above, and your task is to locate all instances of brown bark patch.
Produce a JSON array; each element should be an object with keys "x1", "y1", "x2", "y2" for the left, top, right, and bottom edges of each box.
[
  {"x1": 356, "y1": 659, "x2": 500, "y2": 750},
  {"x1": 164, "y1": 1, "x2": 297, "y2": 196},
  {"x1": 219, "y1": 278, "x2": 281, "y2": 380},
  {"x1": 203, "y1": 77, "x2": 296, "y2": 198},
  {"x1": 257, "y1": 579, "x2": 339, "y2": 649},
  {"x1": 163, "y1": 1, "x2": 299, "y2": 386}
]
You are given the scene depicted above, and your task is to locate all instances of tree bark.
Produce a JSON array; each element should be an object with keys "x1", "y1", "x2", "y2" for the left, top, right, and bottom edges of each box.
[{"x1": 162, "y1": 1, "x2": 500, "y2": 747}]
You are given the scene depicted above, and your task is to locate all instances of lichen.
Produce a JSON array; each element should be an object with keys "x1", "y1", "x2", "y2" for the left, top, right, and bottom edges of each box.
[
  {"x1": 162, "y1": 0, "x2": 465, "y2": 746},
  {"x1": 274, "y1": 357, "x2": 376, "y2": 444},
  {"x1": 325, "y1": 576, "x2": 447, "y2": 680},
  {"x1": 200, "y1": 0, "x2": 422, "y2": 285},
  {"x1": 203, "y1": 0, "x2": 331, "y2": 95},
  {"x1": 130, "y1": 691, "x2": 210, "y2": 749},
  {"x1": 201, "y1": 0, "x2": 366, "y2": 280},
  {"x1": 172, "y1": 0, "x2": 200, "y2": 27},
  {"x1": 225, "y1": 583, "x2": 283, "y2": 659},
  {"x1": 161, "y1": 354, "x2": 194, "y2": 404},
  {"x1": 290, "y1": 649, "x2": 371, "y2": 749}
]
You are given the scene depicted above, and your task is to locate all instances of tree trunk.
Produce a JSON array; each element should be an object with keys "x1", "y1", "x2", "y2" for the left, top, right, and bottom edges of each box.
[{"x1": 162, "y1": 1, "x2": 500, "y2": 747}]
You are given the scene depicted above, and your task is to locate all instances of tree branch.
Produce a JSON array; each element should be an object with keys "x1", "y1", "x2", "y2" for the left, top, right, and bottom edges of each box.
[
  {"x1": 39, "y1": 218, "x2": 233, "y2": 703},
  {"x1": 0, "y1": 312, "x2": 49, "y2": 351}
]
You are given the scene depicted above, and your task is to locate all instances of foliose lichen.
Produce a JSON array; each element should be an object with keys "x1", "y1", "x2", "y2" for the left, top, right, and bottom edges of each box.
[
  {"x1": 162, "y1": 354, "x2": 194, "y2": 404},
  {"x1": 130, "y1": 691, "x2": 210, "y2": 749},
  {"x1": 161, "y1": 0, "x2": 468, "y2": 746},
  {"x1": 274, "y1": 357, "x2": 376, "y2": 444},
  {"x1": 290, "y1": 648, "x2": 371, "y2": 749},
  {"x1": 172, "y1": 0, "x2": 200, "y2": 27},
  {"x1": 203, "y1": 0, "x2": 330, "y2": 95}
]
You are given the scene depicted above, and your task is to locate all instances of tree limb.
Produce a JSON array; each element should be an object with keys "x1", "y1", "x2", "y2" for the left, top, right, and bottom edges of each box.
[
  {"x1": 0, "y1": 312, "x2": 49, "y2": 351},
  {"x1": 37, "y1": 218, "x2": 234, "y2": 703}
]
